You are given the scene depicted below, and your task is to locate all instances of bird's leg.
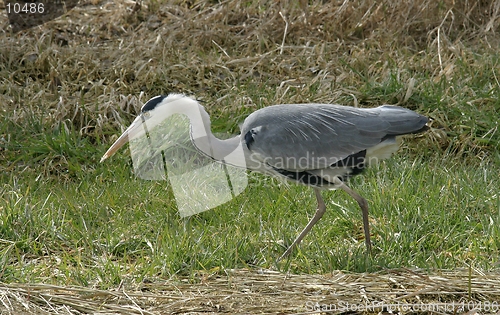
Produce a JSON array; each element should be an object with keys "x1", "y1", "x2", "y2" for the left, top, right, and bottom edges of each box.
[
  {"x1": 333, "y1": 177, "x2": 372, "y2": 253},
  {"x1": 278, "y1": 188, "x2": 326, "y2": 261}
]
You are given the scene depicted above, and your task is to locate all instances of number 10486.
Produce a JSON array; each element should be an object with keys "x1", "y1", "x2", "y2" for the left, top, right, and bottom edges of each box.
[{"x1": 6, "y1": 2, "x2": 45, "y2": 14}]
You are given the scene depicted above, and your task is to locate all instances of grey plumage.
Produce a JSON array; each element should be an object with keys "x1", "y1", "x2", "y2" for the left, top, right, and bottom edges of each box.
[
  {"x1": 242, "y1": 104, "x2": 427, "y2": 184},
  {"x1": 101, "y1": 94, "x2": 428, "y2": 259}
]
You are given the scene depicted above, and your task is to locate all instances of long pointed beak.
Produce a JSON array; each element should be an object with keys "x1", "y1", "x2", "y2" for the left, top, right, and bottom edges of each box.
[{"x1": 100, "y1": 118, "x2": 143, "y2": 163}]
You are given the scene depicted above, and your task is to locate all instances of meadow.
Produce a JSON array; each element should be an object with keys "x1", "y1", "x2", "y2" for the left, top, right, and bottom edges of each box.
[{"x1": 1, "y1": 0, "x2": 499, "y2": 313}]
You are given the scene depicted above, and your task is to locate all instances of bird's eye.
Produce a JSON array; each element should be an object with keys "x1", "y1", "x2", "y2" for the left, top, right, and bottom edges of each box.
[{"x1": 142, "y1": 112, "x2": 151, "y2": 119}]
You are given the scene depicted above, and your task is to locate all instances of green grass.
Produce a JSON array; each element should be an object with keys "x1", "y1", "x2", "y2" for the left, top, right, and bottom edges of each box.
[
  {"x1": 1, "y1": 133, "x2": 499, "y2": 287},
  {"x1": 1, "y1": 0, "x2": 500, "y2": 289}
]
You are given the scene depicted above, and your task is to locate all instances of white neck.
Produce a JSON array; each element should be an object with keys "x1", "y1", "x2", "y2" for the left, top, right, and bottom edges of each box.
[{"x1": 154, "y1": 95, "x2": 248, "y2": 168}]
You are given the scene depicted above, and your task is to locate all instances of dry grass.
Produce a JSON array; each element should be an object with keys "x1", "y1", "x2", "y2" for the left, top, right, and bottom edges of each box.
[
  {"x1": 2, "y1": 268, "x2": 500, "y2": 314},
  {"x1": 1, "y1": 0, "x2": 499, "y2": 147}
]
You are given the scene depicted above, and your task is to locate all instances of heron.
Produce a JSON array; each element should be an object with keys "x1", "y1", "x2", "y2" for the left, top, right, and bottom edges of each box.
[{"x1": 101, "y1": 93, "x2": 428, "y2": 260}]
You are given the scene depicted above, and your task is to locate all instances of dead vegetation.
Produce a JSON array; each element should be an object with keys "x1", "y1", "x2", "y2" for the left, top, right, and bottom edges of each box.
[
  {"x1": 2, "y1": 268, "x2": 500, "y2": 314},
  {"x1": 1, "y1": 0, "x2": 499, "y2": 149}
]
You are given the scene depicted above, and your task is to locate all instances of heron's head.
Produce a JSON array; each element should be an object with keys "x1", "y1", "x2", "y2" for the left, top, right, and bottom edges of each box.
[{"x1": 100, "y1": 94, "x2": 210, "y2": 162}]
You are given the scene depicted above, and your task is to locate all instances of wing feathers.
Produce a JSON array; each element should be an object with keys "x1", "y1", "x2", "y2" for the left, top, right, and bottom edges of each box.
[{"x1": 242, "y1": 103, "x2": 427, "y2": 171}]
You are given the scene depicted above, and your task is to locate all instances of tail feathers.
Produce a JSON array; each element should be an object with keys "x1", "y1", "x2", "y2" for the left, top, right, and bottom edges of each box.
[
  {"x1": 378, "y1": 105, "x2": 428, "y2": 136},
  {"x1": 366, "y1": 136, "x2": 401, "y2": 164}
]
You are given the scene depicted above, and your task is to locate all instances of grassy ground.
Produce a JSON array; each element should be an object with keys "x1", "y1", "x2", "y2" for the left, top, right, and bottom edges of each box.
[{"x1": 1, "y1": 0, "x2": 500, "y2": 293}]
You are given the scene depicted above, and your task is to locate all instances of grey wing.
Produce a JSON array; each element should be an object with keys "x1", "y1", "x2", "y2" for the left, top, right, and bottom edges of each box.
[{"x1": 241, "y1": 104, "x2": 427, "y2": 171}]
